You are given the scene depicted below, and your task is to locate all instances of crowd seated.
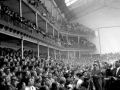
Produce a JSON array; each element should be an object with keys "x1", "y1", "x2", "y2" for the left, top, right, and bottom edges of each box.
[
  {"x1": 27, "y1": 0, "x2": 95, "y2": 36},
  {"x1": 0, "y1": 2, "x2": 55, "y2": 42},
  {"x1": 0, "y1": 2, "x2": 96, "y2": 50},
  {"x1": 59, "y1": 36, "x2": 96, "y2": 49},
  {"x1": 60, "y1": 20, "x2": 95, "y2": 36}
]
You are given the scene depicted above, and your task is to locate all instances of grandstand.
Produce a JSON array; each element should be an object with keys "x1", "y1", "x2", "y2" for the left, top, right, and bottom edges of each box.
[
  {"x1": 1, "y1": 1, "x2": 120, "y2": 90},
  {"x1": 0, "y1": 0, "x2": 96, "y2": 64}
]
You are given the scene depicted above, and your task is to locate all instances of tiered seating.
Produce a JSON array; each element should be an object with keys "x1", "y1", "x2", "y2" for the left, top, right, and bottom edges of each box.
[
  {"x1": 60, "y1": 20, "x2": 95, "y2": 36},
  {"x1": 0, "y1": 3, "x2": 55, "y2": 42},
  {"x1": 79, "y1": 37, "x2": 96, "y2": 49},
  {"x1": 27, "y1": 0, "x2": 95, "y2": 36},
  {"x1": 59, "y1": 36, "x2": 96, "y2": 49},
  {"x1": 28, "y1": 0, "x2": 56, "y2": 25}
]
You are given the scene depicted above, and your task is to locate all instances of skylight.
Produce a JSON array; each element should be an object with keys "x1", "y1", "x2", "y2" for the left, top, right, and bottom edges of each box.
[{"x1": 65, "y1": 0, "x2": 78, "y2": 6}]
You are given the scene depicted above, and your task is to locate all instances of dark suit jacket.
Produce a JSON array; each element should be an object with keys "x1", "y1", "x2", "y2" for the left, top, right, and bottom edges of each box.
[
  {"x1": 105, "y1": 68, "x2": 112, "y2": 77},
  {"x1": 112, "y1": 67, "x2": 120, "y2": 79},
  {"x1": 112, "y1": 67, "x2": 120, "y2": 90}
]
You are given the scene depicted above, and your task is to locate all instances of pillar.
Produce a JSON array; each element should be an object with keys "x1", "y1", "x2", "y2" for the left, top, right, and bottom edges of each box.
[
  {"x1": 79, "y1": 51, "x2": 81, "y2": 59},
  {"x1": 58, "y1": 32, "x2": 59, "y2": 39},
  {"x1": 67, "y1": 35, "x2": 68, "y2": 43},
  {"x1": 68, "y1": 51, "x2": 69, "y2": 60},
  {"x1": 51, "y1": 2, "x2": 53, "y2": 16},
  {"x1": 59, "y1": 50, "x2": 61, "y2": 60},
  {"x1": 48, "y1": 47, "x2": 50, "y2": 60},
  {"x1": 46, "y1": 21, "x2": 48, "y2": 32},
  {"x1": 78, "y1": 36, "x2": 79, "y2": 44},
  {"x1": 21, "y1": 37, "x2": 24, "y2": 59},
  {"x1": 73, "y1": 51, "x2": 75, "y2": 59},
  {"x1": 57, "y1": 11, "x2": 58, "y2": 20},
  {"x1": 56, "y1": 8, "x2": 57, "y2": 19},
  {"x1": 44, "y1": 0, "x2": 46, "y2": 6},
  {"x1": 53, "y1": 28, "x2": 54, "y2": 37},
  {"x1": 78, "y1": 51, "x2": 79, "y2": 59},
  {"x1": 54, "y1": 49, "x2": 56, "y2": 59},
  {"x1": 37, "y1": 42, "x2": 40, "y2": 59},
  {"x1": 35, "y1": 13, "x2": 38, "y2": 27},
  {"x1": 19, "y1": 0, "x2": 22, "y2": 17}
]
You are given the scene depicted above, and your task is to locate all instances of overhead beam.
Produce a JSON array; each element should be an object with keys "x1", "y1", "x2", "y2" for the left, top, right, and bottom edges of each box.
[{"x1": 71, "y1": 0, "x2": 105, "y2": 21}]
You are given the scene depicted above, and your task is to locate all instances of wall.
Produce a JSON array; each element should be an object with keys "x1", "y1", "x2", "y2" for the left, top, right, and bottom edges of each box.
[
  {"x1": 98, "y1": 27, "x2": 120, "y2": 54},
  {"x1": 73, "y1": 5, "x2": 120, "y2": 54}
]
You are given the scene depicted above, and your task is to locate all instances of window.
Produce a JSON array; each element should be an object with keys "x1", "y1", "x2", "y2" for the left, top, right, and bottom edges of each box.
[{"x1": 65, "y1": 0, "x2": 78, "y2": 6}]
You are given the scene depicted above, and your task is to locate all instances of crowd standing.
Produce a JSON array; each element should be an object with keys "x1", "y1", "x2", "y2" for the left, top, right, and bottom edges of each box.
[
  {"x1": 0, "y1": 47, "x2": 120, "y2": 90},
  {"x1": 0, "y1": 1, "x2": 120, "y2": 90}
]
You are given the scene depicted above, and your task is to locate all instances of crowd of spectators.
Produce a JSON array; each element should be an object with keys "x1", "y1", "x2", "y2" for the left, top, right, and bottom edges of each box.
[
  {"x1": 0, "y1": 47, "x2": 97, "y2": 90},
  {"x1": 1, "y1": 46, "x2": 120, "y2": 90},
  {"x1": 0, "y1": 2, "x2": 56, "y2": 42},
  {"x1": 59, "y1": 36, "x2": 96, "y2": 49},
  {"x1": 28, "y1": 0, "x2": 95, "y2": 36},
  {"x1": 0, "y1": 2, "x2": 96, "y2": 50},
  {"x1": 60, "y1": 20, "x2": 95, "y2": 36},
  {"x1": 1, "y1": 1, "x2": 120, "y2": 90}
]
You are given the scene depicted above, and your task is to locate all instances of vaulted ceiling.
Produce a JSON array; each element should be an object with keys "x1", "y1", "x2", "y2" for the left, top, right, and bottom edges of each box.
[{"x1": 54, "y1": 0, "x2": 120, "y2": 21}]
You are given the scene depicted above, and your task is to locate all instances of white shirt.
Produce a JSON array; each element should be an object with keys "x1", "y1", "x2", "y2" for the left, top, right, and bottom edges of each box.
[
  {"x1": 76, "y1": 79, "x2": 83, "y2": 89},
  {"x1": 116, "y1": 67, "x2": 120, "y2": 75},
  {"x1": 25, "y1": 86, "x2": 36, "y2": 90}
]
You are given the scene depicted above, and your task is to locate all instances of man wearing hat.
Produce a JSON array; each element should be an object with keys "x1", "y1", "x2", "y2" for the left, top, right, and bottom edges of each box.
[{"x1": 92, "y1": 63, "x2": 102, "y2": 90}]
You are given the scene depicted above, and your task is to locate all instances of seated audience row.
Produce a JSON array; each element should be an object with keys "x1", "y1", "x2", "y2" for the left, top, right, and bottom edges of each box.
[
  {"x1": 0, "y1": 2, "x2": 95, "y2": 50},
  {"x1": 27, "y1": 0, "x2": 95, "y2": 36}
]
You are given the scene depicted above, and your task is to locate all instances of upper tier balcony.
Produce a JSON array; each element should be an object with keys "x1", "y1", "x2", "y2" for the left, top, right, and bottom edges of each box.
[
  {"x1": 0, "y1": 1, "x2": 96, "y2": 51},
  {"x1": 25, "y1": 0, "x2": 95, "y2": 37}
]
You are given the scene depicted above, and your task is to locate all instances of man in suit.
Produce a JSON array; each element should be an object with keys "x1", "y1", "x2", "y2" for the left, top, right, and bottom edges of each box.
[
  {"x1": 92, "y1": 63, "x2": 102, "y2": 90},
  {"x1": 112, "y1": 60, "x2": 120, "y2": 90}
]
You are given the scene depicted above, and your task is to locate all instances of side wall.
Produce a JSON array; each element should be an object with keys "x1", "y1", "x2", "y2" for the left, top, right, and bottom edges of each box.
[{"x1": 72, "y1": 7, "x2": 120, "y2": 54}]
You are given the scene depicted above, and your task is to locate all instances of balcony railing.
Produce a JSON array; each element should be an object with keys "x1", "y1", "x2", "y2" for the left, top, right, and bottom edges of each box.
[
  {"x1": 0, "y1": 2, "x2": 96, "y2": 50},
  {"x1": 27, "y1": 0, "x2": 95, "y2": 36},
  {"x1": 0, "y1": 3, "x2": 57, "y2": 43}
]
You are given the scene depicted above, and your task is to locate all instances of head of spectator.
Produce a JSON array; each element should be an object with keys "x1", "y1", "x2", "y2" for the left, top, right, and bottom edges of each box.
[{"x1": 115, "y1": 61, "x2": 120, "y2": 68}]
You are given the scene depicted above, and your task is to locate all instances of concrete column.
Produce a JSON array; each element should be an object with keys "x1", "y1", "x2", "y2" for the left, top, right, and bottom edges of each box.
[
  {"x1": 53, "y1": 28, "x2": 54, "y2": 37},
  {"x1": 59, "y1": 50, "x2": 61, "y2": 60},
  {"x1": 37, "y1": 42, "x2": 40, "y2": 59},
  {"x1": 67, "y1": 35, "x2": 69, "y2": 43},
  {"x1": 46, "y1": 21, "x2": 48, "y2": 32},
  {"x1": 35, "y1": 13, "x2": 38, "y2": 27},
  {"x1": 56, "y1": 10, "x2": 58, "y2": 20},
  {"x1": 74, "y1": 51, "x2": 75, "y2": 59},
  {"x1": 44, "y1": 0, "x2": 46, "y2": 6},
  {"x1": 56, "y1": 9, "x2": 58, "y2": 19},
  {"x1": 78, "y1": 51, "x2": 79, "y2": 59},
  {"x1": 79, "y1": 51, "x2": 81, "y2": 59},
  {"x1": 78, "y1": 36, "x2": 79, "y2": 44},
  {"x1": 19, "y1": 0, "x2": 22, "y2": 17},
  {"x1": 48, "y1": 47, "x2": 50, "y2": 60},
  {"x1": 51, "y1": 2, "x2": 53, "y2": 16},
  {"x1": 58, "y1": 32, "x2": 59, "y2": 39},
  {"x1": 54, "y1": 49, "x2": 56, "y2": 59},
  {"x1": 21, "y1": 37, "x2": 24, "y2": 59},
  {"x1": 68, "y1": 51, "x2": 69, "y2": 60}
]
